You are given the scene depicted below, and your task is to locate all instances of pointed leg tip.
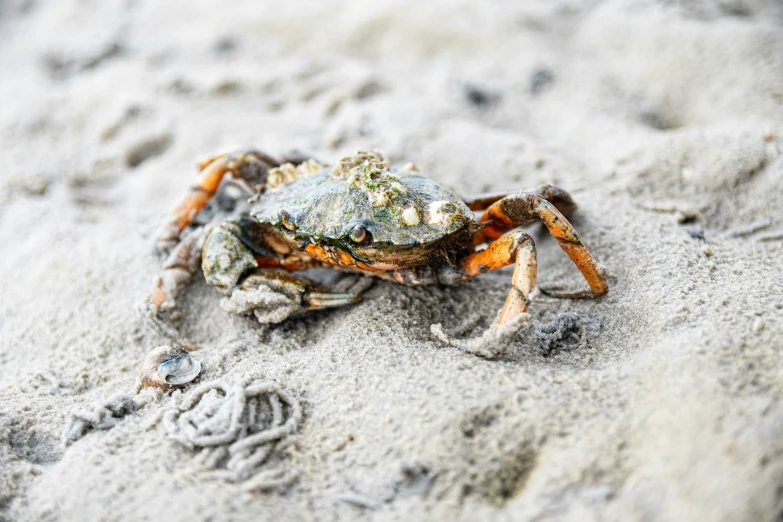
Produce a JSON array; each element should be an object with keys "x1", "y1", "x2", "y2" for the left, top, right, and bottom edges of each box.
[{"x1": 431, "y1": 313, "x2": 530, "y2": 358}]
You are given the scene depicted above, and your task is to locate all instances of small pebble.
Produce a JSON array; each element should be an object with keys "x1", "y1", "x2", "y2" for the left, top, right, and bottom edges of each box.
[
  {"x1": 581, "y1": 485, "x2": 613, "y2": 505},
  {"x1": 702, "y1": 246, "x2": 713, "y2": 257},
  {"x1": 753, "y1": 318, "x2": 764, "y2": 334},
  {"x1": 530, "y1": 67, "x2": 554, "y2": 95},
  {"x1": 210, "y1": 80, "x2": 243, "y2": 96},
  {"x1": 213, "y1": 37, "x2": 237, "y2": 54},
  {"x1": 125, "y1": 134, "x2": 173, "y2": 168},
  {"x1": 337, "y1": 492, "x2": 380, "y2": 509},
  {"x1": 355, "y1": 80, "x2": 385, "y2": 100},
  {"x1": 21, "y1": 176, "x2": 49, "y2": 196},
  {"x1": 462, "y1": 82, "x2": 499, "y2": 108},
  {"x1": 689, "y1": 228, "x2": 705, "y2": 240}
]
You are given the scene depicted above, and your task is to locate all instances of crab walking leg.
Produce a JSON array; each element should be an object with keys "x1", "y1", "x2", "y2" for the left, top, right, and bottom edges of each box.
[
  {"x1": 155, "y1": 157, "x2": 230, "y2": 253},
  {"x1": 479, "y1": 191, "x2": 607, "y2": 297},
  {"x1": 140, "y1": 226, "x2": 212, "y2": 342},
  {"x1": 466, "y1": 185, "x2": 577, "y2": 215},
  {"x1": 147, "y1": 225, "x2": 210, "y2": 311},
  {"x1": 155, "y1": 151, "x2": 281, "y2": 253},
  {"x1": 173, "y1": 157, "x2": 230, "y2": 229},
  {"x1": 463, "y1": 192, "x2": 509, "y2": 212},
  {"x1": 303, "y1": 289, "x2": 362, "y2": 309},
  {"x1": 530, "y1": 184, "x2": 579, "y2": 217},
  {"x1": 461, "y1": 231, "x2": 538, "y2": 324}
]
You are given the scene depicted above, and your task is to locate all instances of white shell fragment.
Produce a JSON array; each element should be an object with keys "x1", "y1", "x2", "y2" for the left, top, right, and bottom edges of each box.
[{"x1": 140, "y1": 343, "x2": 202, "y2": 390}]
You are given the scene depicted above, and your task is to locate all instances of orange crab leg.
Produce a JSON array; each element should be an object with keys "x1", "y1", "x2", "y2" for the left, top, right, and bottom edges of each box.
[
  {"x1": 463, "y1": 192, "x2": 508, "y2": 211},
  {"x1": 146, "y1": 225, "x2": 210, "y2": 311},
  {"x1": 170, "y1": 156, "x2": 231, "y2": 232},
  {"x1": 462, "y1": 231, "x2": 538, "y2": 324},
  {"x1": 156, "y1": 150, "x2": 286, "y2": 253},
  {"x1": 478, "y1": 191, "x2": 607, "y2": 298},
  {"x1": 467, "y1": 185, "x2": 577, "y2": 217}
]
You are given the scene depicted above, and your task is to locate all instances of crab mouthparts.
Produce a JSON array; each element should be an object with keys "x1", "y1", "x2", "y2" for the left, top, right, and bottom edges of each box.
[{"x1": 347, "y1": 235, "x2": 464, "y2": 269}]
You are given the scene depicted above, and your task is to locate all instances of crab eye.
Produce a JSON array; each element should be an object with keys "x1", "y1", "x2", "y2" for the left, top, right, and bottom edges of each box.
[{"x1": 350, "y1": 224, "x2": 367, "y2": 243}]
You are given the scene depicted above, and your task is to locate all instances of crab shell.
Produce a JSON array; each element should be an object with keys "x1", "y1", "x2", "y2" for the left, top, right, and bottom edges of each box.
[{"x1": 251, "y1": 165, "x2": 475, "y2": 264}]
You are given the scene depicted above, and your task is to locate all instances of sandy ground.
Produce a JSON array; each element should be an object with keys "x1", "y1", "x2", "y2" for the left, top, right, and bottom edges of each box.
[{"x1": 1, "y1": 0, "x2": 783, "y2": 520}]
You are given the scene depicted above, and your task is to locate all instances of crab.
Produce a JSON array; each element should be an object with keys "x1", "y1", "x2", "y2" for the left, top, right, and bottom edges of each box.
[{"x1": 141, "y1": 148, "x2": 607, "y2": 384}]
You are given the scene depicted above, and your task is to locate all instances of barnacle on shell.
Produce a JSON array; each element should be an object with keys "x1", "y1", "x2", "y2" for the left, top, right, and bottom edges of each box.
[
  {"x1": 332, "y1": 150, "x2": 388, "y2": 177},
  {"x1": 268, "y1": 159, "x2": 324, "y2": 189},
  {"x1": 140, "y1": 343, "x2": 202, "y2": 390},
  {"x1": 401, "y1": 205, "x2": 421, "y2": 226},
  {"x1": 425, "y1": 200, "x2": 460, "y2": 226},
  {"x1": 332, "y1": 151, "x2": 414, "y2": 212}
]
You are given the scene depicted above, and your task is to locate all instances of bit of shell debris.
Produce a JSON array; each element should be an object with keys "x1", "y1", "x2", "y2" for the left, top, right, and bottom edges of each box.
[
  {"x1": 753, "y1": 318, "x2": 765, "y2": 334},
  {"x1": 140, "y1": 344, "x2": 202, "y2": 390},
  {"x1": 337, "y1": 492, "x2": 381, "y2": 509}
]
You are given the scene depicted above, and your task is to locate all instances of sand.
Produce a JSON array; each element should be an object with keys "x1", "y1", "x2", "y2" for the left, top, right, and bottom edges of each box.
[{"x1": 1, "y1": 0, "x2": 782, "y2": 520}]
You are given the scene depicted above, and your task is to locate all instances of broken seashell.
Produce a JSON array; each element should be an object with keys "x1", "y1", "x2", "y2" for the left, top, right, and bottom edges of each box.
[{"x1": 140, "y1": 344, "x2": 201, "y2": 390}]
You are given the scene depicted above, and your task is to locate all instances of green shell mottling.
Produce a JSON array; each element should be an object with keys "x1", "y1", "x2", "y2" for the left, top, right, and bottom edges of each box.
[{"x1": 251, "y1": 167, "x2": 473, "y2": 247}]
